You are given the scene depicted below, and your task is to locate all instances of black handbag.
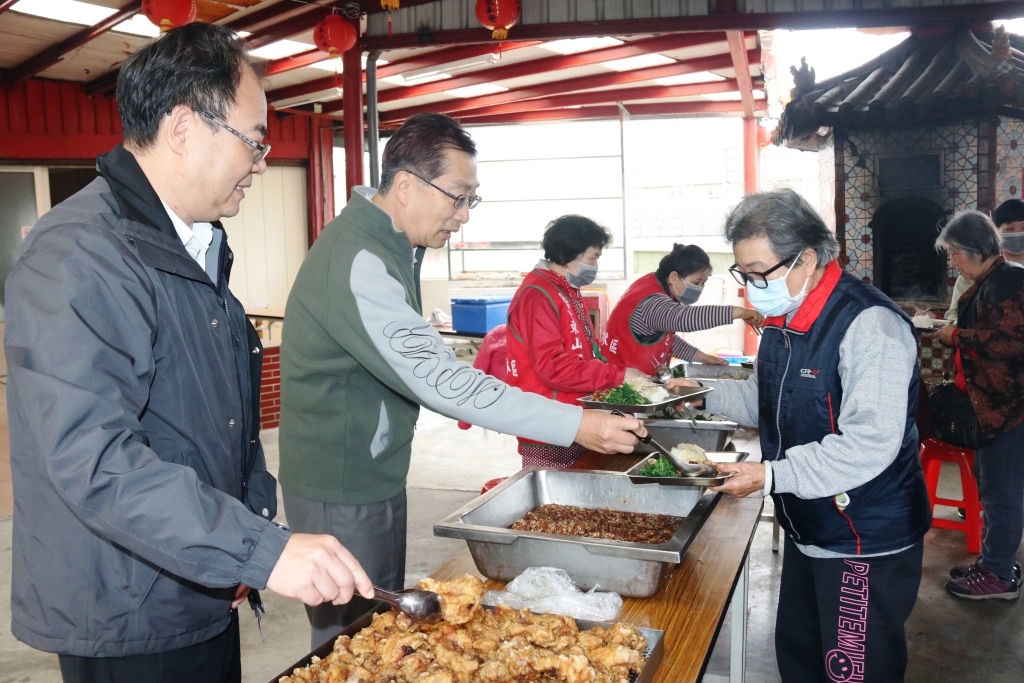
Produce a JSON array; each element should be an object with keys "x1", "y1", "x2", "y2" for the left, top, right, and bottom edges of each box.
[{"x1": 928, "y1": 382, "x2": 988, "y2": 450}]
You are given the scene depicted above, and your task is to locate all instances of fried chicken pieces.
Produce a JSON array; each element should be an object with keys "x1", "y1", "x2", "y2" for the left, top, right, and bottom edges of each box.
[{"x1": 278, "y1": 575, "x2": 647, "y2": 683}]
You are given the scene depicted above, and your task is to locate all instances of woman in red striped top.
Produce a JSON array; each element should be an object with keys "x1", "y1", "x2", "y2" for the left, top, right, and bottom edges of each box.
[{"x1": 602, "y1": 243, "x2": 763, "y2": 373}]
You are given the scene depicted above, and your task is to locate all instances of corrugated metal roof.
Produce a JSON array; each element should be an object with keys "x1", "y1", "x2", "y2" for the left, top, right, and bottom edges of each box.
[{"x1": 775, "y1": 25, "x2": 1024, "y2": 145}]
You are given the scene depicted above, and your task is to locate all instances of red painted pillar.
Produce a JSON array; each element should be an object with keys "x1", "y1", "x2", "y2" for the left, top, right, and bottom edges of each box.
[
  {"x1": 743, "y1": 117, "x2": 757, "y2": 194},
  {"x1": 742, "y1": 116, "x2": 760, "y2": 356},
  {"x1": 343, "y1": 46, "x2": 364, "y2": 200}
]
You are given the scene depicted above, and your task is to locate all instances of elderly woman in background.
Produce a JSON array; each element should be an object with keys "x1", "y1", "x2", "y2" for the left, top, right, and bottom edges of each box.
[
  {"x1": 506, "y1": 214, "x2": 643, "y2": 468},
  {"x1": 944, "y1": 199, "x2": 1024, "y2": 321},
  {"x1": 601, "y1": 243, "x2": 763, "y2": 372},
  {"x1": 935, "y1": 210, "x2": 1024, "y2": 600},
  {"x1": 682, "y1": 189, "x2": 930, "y2": 682}
]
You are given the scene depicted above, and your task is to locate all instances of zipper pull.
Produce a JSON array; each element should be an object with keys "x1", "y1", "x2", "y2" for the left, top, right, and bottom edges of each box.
[{"x1": 248, "y1": 588, "x2": 266, "y2": 643}]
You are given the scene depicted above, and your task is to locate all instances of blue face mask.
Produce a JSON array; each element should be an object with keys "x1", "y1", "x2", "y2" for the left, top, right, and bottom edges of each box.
[
  {"x1": 566, "y1": 261, "x2": 598, "y2": 288},
  {"x1": 675, "y1": 282, "x2": 703, "y2": 305},
  {"x1": 746, "y1": 260, "x2": 810, "y2": 317}
]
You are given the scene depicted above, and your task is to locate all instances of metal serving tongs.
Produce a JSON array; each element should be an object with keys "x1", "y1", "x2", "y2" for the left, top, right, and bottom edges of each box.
[
  {"x1": 611, "y1": 409, "x2": 713, "y2": 478},
  {"x1": 373, "y1": 585, "x2": 446, "y2": 625}
]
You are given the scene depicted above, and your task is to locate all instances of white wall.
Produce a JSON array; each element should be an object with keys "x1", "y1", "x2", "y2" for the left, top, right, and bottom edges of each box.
[{"x1": 221, "y1": 166, "x2": 308, "y2": 310}]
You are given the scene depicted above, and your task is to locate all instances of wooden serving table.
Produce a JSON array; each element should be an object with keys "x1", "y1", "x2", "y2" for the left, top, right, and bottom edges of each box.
[{"x1": 428, "y1": 451, "x2": 764, "y2": 683}]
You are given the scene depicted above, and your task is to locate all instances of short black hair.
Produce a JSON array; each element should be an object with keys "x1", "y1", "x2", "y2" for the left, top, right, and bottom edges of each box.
[
  {"x1": 993, "y1": 199, "x2": 1024, "y2": 227},
  {"x1": 935, "y1": 210, "x2": 1002, "y2": 260},
  {"x1": 542, "y1": 215, "x2": 612, "y2": 266},
  {"x1": 117, "y1": 23, "x2": 266, "y2": 151},
  {"x1": 379, "y1": 113, "x2": 477, "y2": 193},
  {"x1": 656, "y1": 243, "x2": 712, "y2": 280},
  {"x1": 724, "y1": 189, "x2": 839, "y2": 268}
]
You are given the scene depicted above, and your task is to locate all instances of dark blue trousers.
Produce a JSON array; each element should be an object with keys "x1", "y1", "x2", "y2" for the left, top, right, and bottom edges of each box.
[
  {"x1": 775, "y1": 537, "x2": 923, "y2": 683},
  {"x1": 975, "y1": 420, "x2": 1024, "y2": 582}
]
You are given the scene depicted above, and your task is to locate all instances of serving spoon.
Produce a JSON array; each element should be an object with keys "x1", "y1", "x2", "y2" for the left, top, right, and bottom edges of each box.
[
  {"x1": 372, "y1": 585, "x2": 446, "y2": 625},
  {"x1": 611, "y1": 409, "x2": 712, "y2": 477}
]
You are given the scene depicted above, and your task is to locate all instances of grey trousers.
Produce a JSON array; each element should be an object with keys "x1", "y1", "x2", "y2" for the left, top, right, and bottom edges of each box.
[{"x1": 282, "y1": 488, "x2": 407, "y2": 651}]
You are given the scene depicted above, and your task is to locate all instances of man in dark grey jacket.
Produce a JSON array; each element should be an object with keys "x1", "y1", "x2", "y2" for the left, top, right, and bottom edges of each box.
[{"x1": 5, "y1": 23, "x2": 371, "y2": 683}]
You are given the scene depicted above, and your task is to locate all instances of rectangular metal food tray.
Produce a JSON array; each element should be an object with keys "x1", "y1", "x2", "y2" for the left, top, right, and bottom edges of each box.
[
  {"x1": 625, "y1": 451, "x2": 749, "y2": 487},
  {"x1": 637, "y1": 412, "x2": 738, "y2": 453},
  {"x1": 577, "y1": 384, "x2": 712, "y2": 413},
  {"x1": 434, "y1": 468, "x2": 720, "y2": 598},
  {"x1": 269, "y1": 602, "x2": 665, "y2": 683}
]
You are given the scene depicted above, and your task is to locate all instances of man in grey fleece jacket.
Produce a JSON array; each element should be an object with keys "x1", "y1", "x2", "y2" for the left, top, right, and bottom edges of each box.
[{"x1": 279, "y1": 113, "x2": 645, "y2": 648}]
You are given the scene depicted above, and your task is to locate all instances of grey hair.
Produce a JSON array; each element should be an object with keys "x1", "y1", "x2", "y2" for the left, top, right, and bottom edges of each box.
[
  {"x1": 935, "y1": 210, "x2": 1002, "y2": 260},
  {"x1": 723, "y1": 189, "x2": 839, "y2": 268}
]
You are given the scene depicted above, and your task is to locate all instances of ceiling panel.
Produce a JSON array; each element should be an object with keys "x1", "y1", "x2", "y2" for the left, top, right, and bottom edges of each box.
[{"x1": 0, "y1": 0, "x2": 764, "y2": 125}]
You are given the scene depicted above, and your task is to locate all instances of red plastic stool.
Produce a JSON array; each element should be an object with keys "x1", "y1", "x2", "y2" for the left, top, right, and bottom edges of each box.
[
  {"x1": 919, "y1": 437, "x2": 983, "y2": 554},
  {"x1": 480, "y1": 477, "x2": 508, "y2": 495}
]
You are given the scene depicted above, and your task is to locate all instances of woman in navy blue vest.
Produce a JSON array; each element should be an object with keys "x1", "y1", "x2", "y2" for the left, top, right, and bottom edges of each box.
[
  {"x1": 690, "y1": 189, "x2": 931, "y2": 682},
  {"x1": 934, "y1": 210, "x2": 1024, "y2": 600}
]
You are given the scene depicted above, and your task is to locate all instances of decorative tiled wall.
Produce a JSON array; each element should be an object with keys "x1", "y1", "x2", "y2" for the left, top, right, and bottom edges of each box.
[
  {"x1": 995, "y1": 116, "x2": 1024, "y2": 204},
  {"x1": 840, "y1": 123, "x2": 979, "y2": 292}
]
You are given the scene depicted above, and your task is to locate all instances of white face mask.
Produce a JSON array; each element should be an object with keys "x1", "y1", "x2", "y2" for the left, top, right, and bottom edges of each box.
[{"x1": 745, "y1": 259, "x2": 811, "y2": 317}]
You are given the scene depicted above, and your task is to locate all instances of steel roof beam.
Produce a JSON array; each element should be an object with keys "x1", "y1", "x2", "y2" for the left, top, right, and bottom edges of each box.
[
  {"x1": 1, "y1": 0, "x2": 143, "y2": 88},
  {"x1": 266, "y1": 41, "x2": 543, "y2": 102},
  {"x1": 376, "y1": 32, "x2": 734, "y2": 105},
  {"x1": 375, "y1": 50, "x2": 755, "y2": 122},
  {"x1": 446, "y1": 100, "x2": 767, "y2": 126},
  {"x1": 446, "y1": 79, "x2": 748, "y2": 119},
  {"x1": 265, "y1": 49, "x2": 330, "y2": 76},
  {"x1": 726, "y1": 31, "x2": 756, "y2": 118},
  {"x1": 362, "y1": 3, "x2": 1024, "y2": 50}
]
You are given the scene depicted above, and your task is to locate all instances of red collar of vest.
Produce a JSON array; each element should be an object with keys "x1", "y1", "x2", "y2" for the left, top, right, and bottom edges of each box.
[{"x1": 763, "y1": 260, "x2": 842, "y2": 333}]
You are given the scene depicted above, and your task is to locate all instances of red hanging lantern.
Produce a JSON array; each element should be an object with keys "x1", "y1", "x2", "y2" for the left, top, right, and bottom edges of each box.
[
  {"x1": 475, "y1": 0, "x2": 520, "y2": 40},
  {"x1": 313, "y1": 14, "x2": 357, "y2": 57},
  {"x1": 141, "y1": 0, "x2": 197, "y2": 32}
]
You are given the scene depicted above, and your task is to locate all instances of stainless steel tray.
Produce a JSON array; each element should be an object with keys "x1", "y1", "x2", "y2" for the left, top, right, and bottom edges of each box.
[
  {"x1": 625, "y1": 451, "x2": 749, "y2": 487},
  {"x1": 434, "y1": 468, "x2": 721, "y2": 598},
  {"x1": 578, "y1": 384, "x2": 712, "y2": 413},
  {"x1": 637, "y1": 413, "x2": 738, "y2": 452},
  {"x1": 269, "y1": 602, "x2": 665, "y2": 683}
]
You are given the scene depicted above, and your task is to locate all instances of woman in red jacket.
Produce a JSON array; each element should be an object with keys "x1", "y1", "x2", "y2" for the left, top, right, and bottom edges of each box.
[
  {"x1": 506, "y1": 215, "x2": 641, "y2": 468},
  {"x1": 603, "y1": 243, "x2": 763, "y2": 373}
]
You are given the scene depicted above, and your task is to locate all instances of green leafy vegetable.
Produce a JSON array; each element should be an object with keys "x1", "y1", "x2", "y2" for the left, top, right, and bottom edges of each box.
[
  {"x1": 637, "y1": 455, "x2": 679, "y2": 477},
  {"x1": 592, "y1": 383, "x2": 651, "y2": 405},
  {"x1": 672, "y1": 365, "x2": 687, "y2": 378}
]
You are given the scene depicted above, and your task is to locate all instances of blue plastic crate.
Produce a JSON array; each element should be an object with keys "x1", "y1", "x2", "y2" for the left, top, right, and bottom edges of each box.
[{"x1": 450, "y1": 295, "x2": 513, "y2": 334}]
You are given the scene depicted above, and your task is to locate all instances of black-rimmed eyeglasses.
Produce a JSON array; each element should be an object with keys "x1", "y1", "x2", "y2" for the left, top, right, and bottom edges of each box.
[
  {"x1": 729, "y1": 256, "x2": 796, "y2": 289},
  {"x1": 404, "y1": 169, "x2": 482, "y2": 210},
  {"x1": 194, "y1": 109, "x2": 271, "y2": 163}
]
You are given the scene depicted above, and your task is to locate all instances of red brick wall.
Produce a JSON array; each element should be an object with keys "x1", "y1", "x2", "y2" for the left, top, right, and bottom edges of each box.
[{"x1": 261, "y1": 345, "x2": 281, "y2": 430}]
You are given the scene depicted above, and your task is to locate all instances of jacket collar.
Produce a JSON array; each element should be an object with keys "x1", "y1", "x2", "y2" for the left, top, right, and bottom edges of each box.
[
  {"x1": 763, "y1": 259, "x2": 843, "y2": 333},
  {"x1": 348, "y1": 186, "x2": 415, "y2": 258},
  {"x1": 96, "y1": 144, "x2": 221, "y2": 285},
  {"x1": 96, "y1": 145, "x2": 178, "y2": 240}
]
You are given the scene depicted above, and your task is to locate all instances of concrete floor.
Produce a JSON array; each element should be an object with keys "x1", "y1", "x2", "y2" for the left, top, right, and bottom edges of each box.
[{"x1": 2, "y1": 408, "x2": 1023, "y2": 682}]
